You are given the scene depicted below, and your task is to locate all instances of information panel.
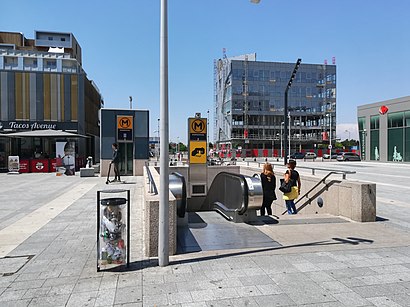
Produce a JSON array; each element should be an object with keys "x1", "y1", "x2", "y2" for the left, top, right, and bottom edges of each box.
[
  {"x1": 117, "y1": 115, "x2": 133, "y2": 141},
  {"x1": 188, "y1": 118, "x2": 207, "y2": 141},
  {"x1": 189, "y1": 141, "x2": 207, "y2": 164}
]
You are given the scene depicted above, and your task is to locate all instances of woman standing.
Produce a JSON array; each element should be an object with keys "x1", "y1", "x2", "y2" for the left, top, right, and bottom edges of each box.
[
  {"x1": 260, "y1": 163, "x2": 277, "y2": 216},
  {"x1": 283, "y1": 159, "x2": 301, "y2": 214}
]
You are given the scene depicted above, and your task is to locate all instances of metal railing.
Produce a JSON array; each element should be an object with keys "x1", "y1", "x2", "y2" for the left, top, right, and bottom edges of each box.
[
  {"x1": 281, "y1": 170, "x2": 355, "y2": 215},
  {"x1": 145, "y1": 163, "x2": 158, "y2": 195}
]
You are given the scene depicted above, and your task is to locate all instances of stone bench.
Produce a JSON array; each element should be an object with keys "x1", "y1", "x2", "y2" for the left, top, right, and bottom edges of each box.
[{"x1": 80, "y1": 167, "x2": 95, "y2": 177}]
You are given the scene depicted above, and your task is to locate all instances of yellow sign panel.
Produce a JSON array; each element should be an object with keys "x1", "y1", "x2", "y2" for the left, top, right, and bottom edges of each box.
[
  {"x1": 189, "y1": 141, "x2": 207, "y2": 164},
  {"x1": 117, "y1": 116, "x2": 133, "y2": 130},
  {"x1": 189, "y1": 118, "x2": 206, "y2": 134}
]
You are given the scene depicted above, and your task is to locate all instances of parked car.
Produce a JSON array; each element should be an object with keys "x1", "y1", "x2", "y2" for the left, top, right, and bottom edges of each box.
[
  {"x1": 323, "y1": 151, "x2": 338, "y2": 159},
  {"x1": 336, "y1": 152, "x2": 361, "y2": 161},
  {"x1": 304, "y1": 152, "x2": 317, "y2": 159},
  {"x1": 289, "y1": 152, "x2": 305, "y2": 159}
]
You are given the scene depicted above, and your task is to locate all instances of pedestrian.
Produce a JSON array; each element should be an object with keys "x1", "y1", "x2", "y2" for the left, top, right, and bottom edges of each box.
[
  {"x1": 260, "y1": 162, "x2": 277, "y2": 216},
  {"x1": 111, "y1": 143, "x2": 121, "y2": 182},
  {"x1": 282, "y1": 159, "x2": 301, "y2": 214}
]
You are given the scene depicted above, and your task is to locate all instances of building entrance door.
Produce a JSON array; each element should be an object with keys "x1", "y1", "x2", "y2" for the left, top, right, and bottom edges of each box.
[{"x1": 119, "y1": 142, "x2": 133, "y2": 176}]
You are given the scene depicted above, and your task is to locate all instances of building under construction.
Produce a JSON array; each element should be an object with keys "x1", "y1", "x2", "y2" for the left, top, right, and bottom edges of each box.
[{"x1": 213, "y1": 53, "x2": 336, "y2": 157}]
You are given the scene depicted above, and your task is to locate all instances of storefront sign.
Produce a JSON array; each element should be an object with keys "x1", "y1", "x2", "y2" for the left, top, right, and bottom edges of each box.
[
  {"x1": 0, "y1": 121, "x2": 77, "y2": 131},
  {"x1": 8, "y1": 156, "x2": 19, "y2": 173},
  {"x1": 379, "y1": 105, "x2": 389, "y2": 115}
]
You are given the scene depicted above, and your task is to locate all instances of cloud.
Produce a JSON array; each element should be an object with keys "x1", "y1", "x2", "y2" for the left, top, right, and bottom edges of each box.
[{"x1": 336, "y1": 123, "x2": 358, "y2": 140}]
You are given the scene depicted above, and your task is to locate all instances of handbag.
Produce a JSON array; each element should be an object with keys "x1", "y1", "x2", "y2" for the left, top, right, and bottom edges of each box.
[{"x1": 279, "y1": 178, "x2": 293, "y2": 193}]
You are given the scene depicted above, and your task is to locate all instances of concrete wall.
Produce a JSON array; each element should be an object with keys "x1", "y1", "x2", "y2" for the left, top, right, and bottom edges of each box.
[
  {"x1": 143, "y1": 166, "x2": 177, "y2": 257},
  {"x1": 240, "y1": 166, "x2": 376, "y2": 222}
]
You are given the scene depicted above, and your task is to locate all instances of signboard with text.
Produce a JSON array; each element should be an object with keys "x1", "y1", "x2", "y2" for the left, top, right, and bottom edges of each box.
[
  {"x1": 188, "y1": 117, "x2": 207, "y2": 164},
  {"x1": 117, "y1": 115, "x2": 133, "y2": 141},
  {"x1": 188, "y1": 118, "x2": 207, "y2": 141}
]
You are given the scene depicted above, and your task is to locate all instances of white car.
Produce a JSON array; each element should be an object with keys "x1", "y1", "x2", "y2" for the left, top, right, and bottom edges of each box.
[{"x1": 304, "y1": 152, "x2": 317, "y2": 159}]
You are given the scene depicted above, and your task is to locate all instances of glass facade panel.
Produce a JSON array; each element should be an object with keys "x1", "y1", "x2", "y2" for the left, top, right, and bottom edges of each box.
[
  {"x1": 388, "y1": 112, "x2": 404, "y2": 128},
  {"x1": 370, "y1": 130, "x2": 380, "y2": 160},
  {"x1": 358, "y1": 117, "x2": 365, "y2": 131},
  {"x1": 405, "y1": 127, "x2": 410, "y2": 162},
  {"x1": 370, "y1": 115, "x2": 379, "y2": 130},
  {"x1": 405, "y1": 111, "x2": 410, "y2": 127},
  {"x1": 388, "y1": 128, "x2": 403, "y2": 161}
]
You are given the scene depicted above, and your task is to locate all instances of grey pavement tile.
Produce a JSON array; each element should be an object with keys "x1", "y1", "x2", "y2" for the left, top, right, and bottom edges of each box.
[
  {"x1": 285, "y1": 290, "x2": 337, "y2": 305},
  {"x1": 238, "y1": 274, "x2": 274, "y2": 286},
  {"x1": 352, "y1": 283, "x2": 408, "y2": 298},
  {"x1": 167, "y1": 291, "x2": 193, "y2": 304},
  {"x1": 338, "y1": 277, "x2": 368, "y2": 288},
  {"x1": 212, "y1": 287, "x2": 239, "y2": 300},
  {"x1": 320, "y1": 280, "x2": 352, "y2": 294},
  {"x1": 48, "y1": 283, "x2": 76, "y2": 296},
  {"x1": 99, "y1": 274, "x2": 119, "y2": 290},
  {"x1": 331, "y1": 292, "x2": 372, "y2": 306},
  {"x1": 230, "y1": 296, "x2": 259, "y2": 306},
  {"x1": 66, "y1": 290, "x2": 98, "y2": 307},
  {"x1": 14, "y1": 272, "x2": 41, "y2": 282},
  {"x1": 369, "y1": 264, "x2": 410, "y2": 274},
  {"x1": 22, "y1": 287, "x2": 51, "y2": 299},
  {"x1": 175, "y1": 280, "x2": 205, "y2": 292},
  {"x1": 143, "y1": 282, "x2": 178, "y2": 295},
  {"x1": 142, "y1": 274, "x2": 165, "y2": 285},
  {"x1": 252, "y1": 293, "x2": 296, "y2": 306},
  {"x1": 235, "y1": 285, "x2": 262, "y2": 297},
  {"x1": 42, "y1": 276, "x2": 78, "y2": 288},
  {"x1": 28, "y1": 294, "x2": 70, "y2": 306},
  {"x1": 164, "y1": 272, "x2": 189, "y2": 283},
  {"x1": 143, "y1": 293, "x2": 169, "y2": 306},
  {"x1": 0, "y1": 299, "x2": 32, "y2": 307},
  {"x1": 0, "y1": 289, "x2": 27, "y2": 302},
  {"x1": 117, "y1": 273, "x2": 142, "y2": 288},
  {"x1": 189, "y1": 289, "x2": 215, "y2": 302},
  {"x1": 181, "y1": 302, "x2": 207, "y2": 307},
  {"x1": 205, "y1": 298, "x2": 235, "y2": 307},
  {"x1": 389, "y1": 293, "x2": 410, "y2": 306},
  {"x1": 292, "y1": 262, "x2": 321, "y2": 272},
  {"x1": 94, "y1": 288, "x2": 116, "y2": 306},
  {"x1": 366, "y1": 296, "x2": 402, "y2": 307},
  {"x1": 270, "y1": 272, "x2": 311, "y2": 285},
  {"x1": 256, "y1": 283, "x2": 283, "y2": 295},
  {"x1": 114, "y1": 286, "x2": 142, "y2": 305},
  {"x1": 327, "y1": 267, "x2": 376, "y2": 279},
  {"x1": 207, "y1": 277, "x2": 242, "y2": 289},
  {"x1": 315, "y1": 261, "x2": 350, "y2": 270},
  {"x1": 113, "y1": 303, "x2": 143, "y2": 307},
  {"x1": 203, "y1": 269, "x2": 228, "y2": 280},
  {"x1": 72, "y1": 276, "x2": 102, "y2": 293},
  {"x1": 306, "y1": 271, "x2": 336, "y2": 282},
  {"x1": 0, "y1": 275, "x2": 18, "y2": 288}
]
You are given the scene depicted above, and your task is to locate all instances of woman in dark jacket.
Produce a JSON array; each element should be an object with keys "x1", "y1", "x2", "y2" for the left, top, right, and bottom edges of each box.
[{"x1": 260, "y1": 163, "x2": 277, "y2": 216}]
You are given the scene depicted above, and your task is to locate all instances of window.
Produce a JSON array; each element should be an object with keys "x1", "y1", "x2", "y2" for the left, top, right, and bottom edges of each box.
[
  {"x1": 358, "y1": 117, "x2": 365, "y2": 131},
  {"x1": 388, "y1": 112, "x2": 404, "y2": 128},
  {"x1": 61, "y1": 38, "x2": 66, "y2": 41},
  {"x1": 370, "y1": 115, "x2": 379, "y2": 130},
  {"x1": 48, "y1": 37, "x2": 53, "y2": 40},
  {"x1": 405, "y1": 111, "x2": 410, "y2": 127}
]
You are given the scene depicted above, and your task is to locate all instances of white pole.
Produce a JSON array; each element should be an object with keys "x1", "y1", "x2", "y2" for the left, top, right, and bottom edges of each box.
[
  {"x1": 159, "y1": 0, "x2": 169, "y2": 267},
  {"x1": 280, "y1": 122, "x2": 283, "y2": 158}
]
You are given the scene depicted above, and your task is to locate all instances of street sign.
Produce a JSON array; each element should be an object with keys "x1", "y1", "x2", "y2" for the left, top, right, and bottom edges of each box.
[
  {"x1": 189, "y1": 141, "x2": 207, "y2": 164},
  {"x1": 117, "y1": 115, "x2": 133, "y2": 141},
  {"x1": 328, "y1": 145, "x2": 333, "y2": 149},
  {"x1": 188, "y1": 118, "x2": 207, "y2": 141}
]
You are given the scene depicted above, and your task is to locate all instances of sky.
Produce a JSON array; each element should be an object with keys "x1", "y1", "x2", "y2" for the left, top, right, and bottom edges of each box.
[{"x1": 2, "y1": 0, "x2": 410, "y2": 143}]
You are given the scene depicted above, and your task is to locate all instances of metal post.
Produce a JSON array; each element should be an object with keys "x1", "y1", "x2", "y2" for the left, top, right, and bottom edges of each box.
[
  {"x1": 159, "y1": 0, "x2": 169, "y2": 267},
  {"x1": 280, "y1": 122, "x2": 283, "y2": 159},
  {"x1": 288, "y1": 112, "x2": 291, "y2": 160},
  {"x1": 283, "y1": 58, "x2": 302, "y2": 166}
]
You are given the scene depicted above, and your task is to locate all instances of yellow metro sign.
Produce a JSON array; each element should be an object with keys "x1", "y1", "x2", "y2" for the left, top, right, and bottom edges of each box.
[
  {"x1": 188, "y1": 118, "x2": 207, "y2": 141},
  {"x1": 189, "y1": 141, "x2": 207, "y2": 164}
]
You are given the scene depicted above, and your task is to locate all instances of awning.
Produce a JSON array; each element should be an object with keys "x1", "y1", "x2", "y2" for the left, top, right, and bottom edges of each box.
[{"x1": 0, "y1": 129, "x2": 89, "y2": 138}]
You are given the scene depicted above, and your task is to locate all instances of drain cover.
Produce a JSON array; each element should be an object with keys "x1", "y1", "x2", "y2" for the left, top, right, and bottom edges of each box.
[{"x1": 0, "y1": 255, "x2": 33, "y2": 276}]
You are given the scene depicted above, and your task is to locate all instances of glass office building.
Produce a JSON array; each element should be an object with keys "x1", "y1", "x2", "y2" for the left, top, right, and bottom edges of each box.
[
  {"x1": 357, "y1": 96, "x2": 410, "y2": 162},
  {"x1": 214, "y1": 53, "x2": 336, "y2": 157}
]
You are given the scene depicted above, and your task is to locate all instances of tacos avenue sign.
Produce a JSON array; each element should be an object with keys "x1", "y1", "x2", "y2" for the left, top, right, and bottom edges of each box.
[{"x1": 0, "y1": 121, "x2": 77, "y2": 131}]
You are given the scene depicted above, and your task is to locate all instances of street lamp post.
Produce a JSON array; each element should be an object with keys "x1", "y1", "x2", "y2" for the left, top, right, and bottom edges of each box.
[
  {"x1": 288, "y1": 112, "x2": 291, "y2": 158},
  {"x1": 327, "y1": 113, "x2": 332, "y2": 155},
  {"x1": 280, "y1": 122, "x2": 284, "y2": 158},
  {"x1": 284, "y1": 59, "x2": 302, "y2": 166},
  {"x1": 345, "y1": 129, "x2": 350, "y2": 140}
]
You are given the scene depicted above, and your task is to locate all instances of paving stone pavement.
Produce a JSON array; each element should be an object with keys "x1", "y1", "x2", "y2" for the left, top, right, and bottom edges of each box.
[{"x1": 1, "y1": 172, "x2": 410, "y2": 306}]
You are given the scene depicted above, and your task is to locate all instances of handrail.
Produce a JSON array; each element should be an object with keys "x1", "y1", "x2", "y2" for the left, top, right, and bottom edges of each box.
[
  {"x1": 243, "y1": 159, "x2": 356, "y2": 179},
  {"x1": 281, "y1": 171, "x2": 348, "y2": 215},
  {"x1": 201, "y1": 171, "x2": 249, "y2": 215},
  {"x1": 145, "y1": 163, "x2": 158, "y2": 195}
]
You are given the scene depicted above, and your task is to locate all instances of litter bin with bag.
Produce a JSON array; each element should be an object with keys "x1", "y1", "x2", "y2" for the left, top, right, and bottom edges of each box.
[{"x1": 97, "y1": 189, "x2": 130, "y2": 271}]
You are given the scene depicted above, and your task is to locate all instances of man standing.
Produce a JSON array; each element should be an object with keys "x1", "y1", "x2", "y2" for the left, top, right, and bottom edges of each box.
[{"x1": 111, "y1": 143, "x2": 121, "y2": 182}]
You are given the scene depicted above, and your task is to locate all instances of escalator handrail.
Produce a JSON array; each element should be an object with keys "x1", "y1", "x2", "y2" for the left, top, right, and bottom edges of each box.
[
  {"x1": 206, "y1": 171, "x2": 249, "y2": 215},
  {"x1": 169, "y1": 172, "x2": 187, "y2": 218}
]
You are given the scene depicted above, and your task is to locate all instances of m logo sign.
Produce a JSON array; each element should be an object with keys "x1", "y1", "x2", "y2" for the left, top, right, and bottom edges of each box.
[
  {"x1": 191, "y1": 119, "x2": 205, "y2": 133},
  {"x1": 118, "y1": 116, "x2": 133, "y2": 129}
]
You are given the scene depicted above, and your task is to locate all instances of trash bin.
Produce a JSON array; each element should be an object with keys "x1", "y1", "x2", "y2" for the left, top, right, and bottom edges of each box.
[{"x1": 97, "y1": 189, "x2": 130, "y2": 271}]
